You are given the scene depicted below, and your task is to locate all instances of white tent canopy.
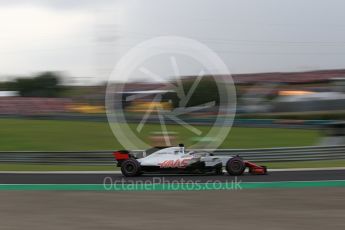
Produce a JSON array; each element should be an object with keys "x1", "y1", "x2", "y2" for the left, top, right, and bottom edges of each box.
[{"x1": 0, "y1": 91, "x2": 18, "y2": 97}]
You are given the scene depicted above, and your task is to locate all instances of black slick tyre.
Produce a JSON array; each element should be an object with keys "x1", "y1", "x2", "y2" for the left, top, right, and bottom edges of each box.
[
  {"x1": 226, "y1": 157, "x2": 246, "y2": 176},
  {"x1": 121, "y1": 159, "x2": 141, "y2": 177}
]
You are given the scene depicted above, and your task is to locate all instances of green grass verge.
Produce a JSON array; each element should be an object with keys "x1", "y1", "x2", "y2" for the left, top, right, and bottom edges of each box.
[
  {"x1": 0, "y1": 118, "x2": 331, "y2": 171},
  {"x1": 0, "y1": 118, "x2": 320, "y2": 151}
]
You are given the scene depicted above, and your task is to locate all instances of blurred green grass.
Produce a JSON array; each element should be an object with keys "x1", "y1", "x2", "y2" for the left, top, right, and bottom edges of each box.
[{"x1": 0, "y1": 118, "x2": 320, "y2": 151}]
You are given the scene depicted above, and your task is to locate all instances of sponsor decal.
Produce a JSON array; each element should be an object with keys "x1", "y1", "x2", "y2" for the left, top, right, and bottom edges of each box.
[{"x1": 159, "y1": 159, "x2": 191, "y2": 168}]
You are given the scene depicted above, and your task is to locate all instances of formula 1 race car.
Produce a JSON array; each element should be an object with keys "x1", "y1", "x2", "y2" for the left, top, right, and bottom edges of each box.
[{"x1": 113, "y1": 144, "x2": 267, "y2": 177}]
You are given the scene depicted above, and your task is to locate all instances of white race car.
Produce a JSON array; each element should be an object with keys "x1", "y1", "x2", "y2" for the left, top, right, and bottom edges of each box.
[{"x1": 113, "y1": 144, "x2": 267, "y2": 177}]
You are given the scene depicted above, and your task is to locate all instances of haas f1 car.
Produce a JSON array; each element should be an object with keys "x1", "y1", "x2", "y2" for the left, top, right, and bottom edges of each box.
[{"x1": 113, "y1": 144, "x2": 267, "y2": 177}]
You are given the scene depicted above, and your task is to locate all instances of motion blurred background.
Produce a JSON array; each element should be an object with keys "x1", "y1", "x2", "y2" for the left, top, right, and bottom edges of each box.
[{"x1": 1, "y1": 0, "x2": 345, "y2": 170}]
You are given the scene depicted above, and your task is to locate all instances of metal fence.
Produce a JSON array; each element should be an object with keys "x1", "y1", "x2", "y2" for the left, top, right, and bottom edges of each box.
[{"x1": 0, "y1": 145, "x2": 344, "y2": 166}]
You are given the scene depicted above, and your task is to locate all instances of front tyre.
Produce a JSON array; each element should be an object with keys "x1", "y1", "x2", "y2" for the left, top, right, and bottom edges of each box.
[
  {"x1": 121, "y1": 159, "x2": 141, "y2": 177},
  {"x1": 226, "y1": 157, "x2": 245, "y2": 176}
]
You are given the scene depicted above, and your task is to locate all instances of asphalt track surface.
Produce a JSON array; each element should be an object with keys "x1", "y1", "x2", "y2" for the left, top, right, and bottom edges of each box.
[
  {"x1": 0, "y1": 188, "x2": 344, "y2": 230},
  {"x1": 0, "y1": 169, "x2": 344, "y2": 184}
]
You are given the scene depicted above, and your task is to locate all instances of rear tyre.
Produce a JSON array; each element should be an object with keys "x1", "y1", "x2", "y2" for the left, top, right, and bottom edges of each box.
[
  {"x1": 121, "y1": 159, "x2": 141, "y2": 177},
  {"x1": 226, "y1": 157, "x2": 246, "y2": 176}
]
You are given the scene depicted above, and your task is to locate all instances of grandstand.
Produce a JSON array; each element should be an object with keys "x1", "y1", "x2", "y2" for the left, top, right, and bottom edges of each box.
[{"x1": 0, "y1": 97, "x2": 71, "y2": 115}]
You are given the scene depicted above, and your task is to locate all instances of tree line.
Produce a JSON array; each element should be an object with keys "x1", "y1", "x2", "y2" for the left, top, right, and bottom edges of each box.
[{"x1": 0, "y1": 72, "x2": 62, "y2": 97}]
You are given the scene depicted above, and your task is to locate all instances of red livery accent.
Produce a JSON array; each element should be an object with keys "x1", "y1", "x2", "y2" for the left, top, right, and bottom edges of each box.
[
  {"x1": 245, "y1": 161, "x2": 267, "y2": 175},
  {"x1": 113, "y1": 151, "x2": 130, "y2": 161}
]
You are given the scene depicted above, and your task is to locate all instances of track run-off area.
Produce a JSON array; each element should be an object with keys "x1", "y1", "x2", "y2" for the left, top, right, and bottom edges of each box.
[{"x1": 0, "y1": 169, "x2": 344, "y2": 191}]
